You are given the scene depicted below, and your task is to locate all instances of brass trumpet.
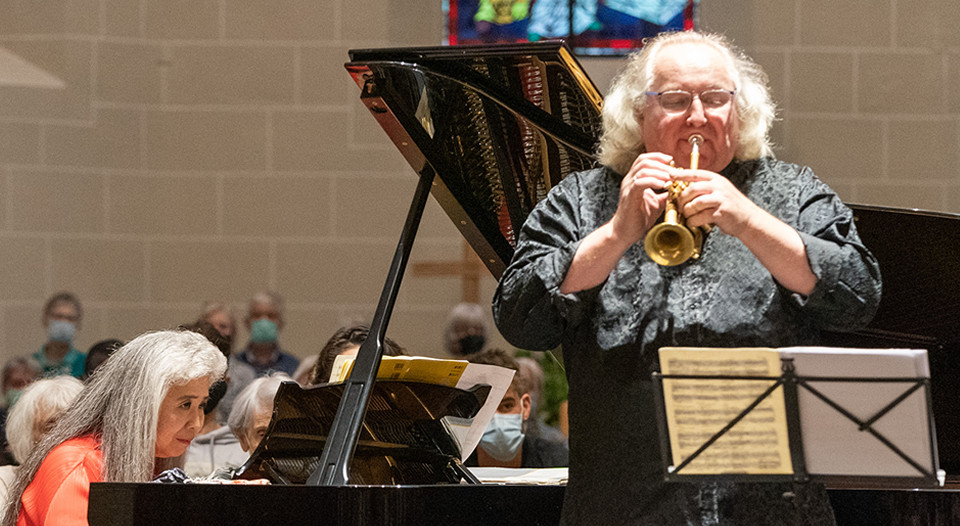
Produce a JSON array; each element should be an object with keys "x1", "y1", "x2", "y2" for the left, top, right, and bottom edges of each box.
[{"x1": 643, "y1": 135, "x2": 705, "y2": 266}]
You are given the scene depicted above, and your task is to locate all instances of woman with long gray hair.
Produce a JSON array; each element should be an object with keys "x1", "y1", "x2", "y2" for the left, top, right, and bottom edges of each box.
[{"x1": 1, "y1": 329, "x2": 227, "y2": 526}]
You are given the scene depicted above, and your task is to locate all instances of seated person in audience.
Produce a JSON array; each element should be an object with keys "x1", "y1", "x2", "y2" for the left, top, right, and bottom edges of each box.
[
  {"x1": 0, "y1": 376, "x2": 84, "y2": 502},
  {"x1": 292, "y1": 355, "x2": 318, "y2": 385},
  {"x1": 32, "y1": 292, "x2": 86, "y2": 378},
  {"x1": 182, "y1": 321, "x2": 247, "y2": 478},
  {"x1": 1, "y1": 359, "x2": 39, "y2": 411},
  {"x1": 200, "y1": 301, "x2": 238, "y2": 343},
  {"x1": 0, "y1": 359, "x2": 40, "y2": 466},
  {"x1": 235, "y1": 291, "x2": 299, "y2": 377},
  {"x1": 198, "y1": 301, "x2": 256, "y2": 427},
  {"x1": 82, "y1": 339, "x2": 122, "y2": 380},
  {"x1": 443, "y1": 302, "x2": 488, "y2": 356},
  {"x1": 306, "y1": 324, "x2": 406, "y2": 385},
  {"x1": 226, "y1": 373, "x2": 289, "y2": 454},
  {"x1": 465, "y1": 348, "x2": 568, "y2": 468},
  {"x1": 0, "y1": 329, "x2": 226, "y2": 526},
  {"x1": 515, "y1": 357, "x2": 567, "y2": 444}
]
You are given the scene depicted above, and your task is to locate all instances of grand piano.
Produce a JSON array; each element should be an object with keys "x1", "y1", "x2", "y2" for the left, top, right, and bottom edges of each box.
[{"x1": 88, "y1": 42, "x2": 960, "y2": 525}]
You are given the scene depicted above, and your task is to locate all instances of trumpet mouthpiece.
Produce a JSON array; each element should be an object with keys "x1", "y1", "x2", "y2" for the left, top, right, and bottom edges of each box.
[{"x1": 688, "y1": 134, "x2": 703, "y2": 146}]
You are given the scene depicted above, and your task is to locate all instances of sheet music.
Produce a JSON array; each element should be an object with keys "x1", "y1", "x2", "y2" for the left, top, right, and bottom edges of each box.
[
  {"x1": 330, "y1": 354, "x2": 514, "y2": 460},
  {"x1": 468, "y1": 467, "x2": 569, "y2": 485},
  {"x1": 450, "y1": 362, "x2": 515, "y2": 460},
  {"x1": 659, "y1": 347, "x2": 793, "y2": 475},
  {"x1": 780, "y1": 347, "x2": 934, "y2": 478},
  {"x1": 330, "y1": 354, "x2": 469, "y2": 386}
]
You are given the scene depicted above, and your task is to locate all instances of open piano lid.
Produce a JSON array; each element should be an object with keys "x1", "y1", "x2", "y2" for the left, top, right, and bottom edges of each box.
[
  {"x1": 346, "y1": 41, "x2": 603, "y2": 278},
  {"x1": 343, "y1": 42, "x2": 960, "y2": 478}
]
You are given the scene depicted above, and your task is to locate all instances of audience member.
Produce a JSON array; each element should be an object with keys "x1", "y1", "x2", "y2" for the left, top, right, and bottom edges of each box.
[
  {"x1": 200, "y1": 301, "x2": 237, "y2": 344},
  {"x1": 181, "y1": 320, "x2": 247, "y2": 478},
  {"x1": 307, "y1": 325, "x2": 406, "y2": 385},
  {"x1": 0, "y1": 359, "x2": 40, "y2": 466},
  {"x1": 192, "y1": 301, "x2": 256, "y2": 427},
  {"x1": 292, "y1": 355, "x2": 318, "y2": 385},
  {"x1": 235, "y1": 291, "x2": 299, "y2": 377},
  {"x1": 465, "y1": 348, "x2": 568, "y2": 468},
  {"x1": 82, "y1": 339, "x2": 122, "y2": 380},
  {"x1": 443, "y1": 302, "x2": 487, "y2": 356},
  {"x1": 515, "y1": 357, "x2": 544, "y2": 415},
  {"x1": 0, "y1": 329, "x2": 226, "y2": 526},
  {"x1": 32, "y1": 292, "x2": 86, "y2": 378},
  {"x1": 0, "y1": 377, "x2": 83, "y2": 502},
  {"x1": 1, "y1": 359, "x2": 39, "y2": 411},
  {"x1": 227, "y1": 373, "x2": 289, "y2": 454},
  {"x1": 515, "y1": 357, "x2": 567, "y2": 443}
]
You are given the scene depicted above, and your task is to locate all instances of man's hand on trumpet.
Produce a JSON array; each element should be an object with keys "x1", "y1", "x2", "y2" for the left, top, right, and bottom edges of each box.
[
  {"x1": 613, "y1": 151, "x2": 676, "y2": 245},
  {"x1": 557, "y1": 151, "x2": 677, "y2": 294},
  {"x1": 670, "y1": 167, "x2": 817, "y2": 294},
  {"x1": 670, "y1": 168, "x2": 763, "y2": 238}
]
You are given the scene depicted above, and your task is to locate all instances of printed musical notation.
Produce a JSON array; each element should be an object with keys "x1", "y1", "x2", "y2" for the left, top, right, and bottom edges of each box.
[{"x1": 658, "y1": 347, "x2": 793, "y2": 475}]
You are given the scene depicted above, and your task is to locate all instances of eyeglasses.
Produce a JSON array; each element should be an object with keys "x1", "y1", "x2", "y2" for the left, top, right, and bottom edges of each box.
[{"x1": 645, "y1": 89, "x2": 737, "y2": 114}]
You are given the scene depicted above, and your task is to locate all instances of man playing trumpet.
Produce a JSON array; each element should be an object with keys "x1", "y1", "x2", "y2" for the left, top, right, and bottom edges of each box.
[{"x1": 493, "y1": 31, "x2": 881, "y2": 525}]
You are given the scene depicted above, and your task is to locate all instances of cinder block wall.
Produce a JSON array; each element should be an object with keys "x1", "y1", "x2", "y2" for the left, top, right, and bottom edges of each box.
[{"x1": 0, "y1": 0, "x2": 955, "y2": 363}]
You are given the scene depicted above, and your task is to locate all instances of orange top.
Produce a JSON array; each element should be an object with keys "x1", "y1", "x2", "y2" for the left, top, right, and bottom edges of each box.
[{"x1": 17, "y1": 435, "x2": 103, "y2": 526}]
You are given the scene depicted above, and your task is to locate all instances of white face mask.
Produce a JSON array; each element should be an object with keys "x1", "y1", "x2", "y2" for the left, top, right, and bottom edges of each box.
[{"x1": 479, "y1": 412, "x2": 525, "y2": 462}]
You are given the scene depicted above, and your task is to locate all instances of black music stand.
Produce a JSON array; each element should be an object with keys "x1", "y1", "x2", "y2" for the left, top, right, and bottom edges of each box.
[
  {"x1": 236, "y1": 380, "x2": 490, "y2": 485},
  {"x1": 652, "y1": 349, "x2": 941, "y2": 487}
]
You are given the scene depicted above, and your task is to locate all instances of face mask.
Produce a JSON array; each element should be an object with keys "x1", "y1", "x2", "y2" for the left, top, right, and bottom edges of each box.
[
  {"x1": 47, "y1": 320, "x2": 75, "y2": 343},
  {"x1": 457, "y1": 334, "x2": 485, "y2": 355},
  {"x1": 250, "y1": 319, "x2": 278, "y2": 344},
  {"x1": 4, "y1": 389, "x2": 22, "y2": 408},
  {"x1": 479, "y1": 412, "x2": 524, "y2": 462}
]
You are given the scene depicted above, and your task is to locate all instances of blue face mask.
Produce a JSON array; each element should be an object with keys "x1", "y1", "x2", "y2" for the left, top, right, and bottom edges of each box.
[
  {"x1": 249, "y1": 318, "x2": 278, "y2": 344},
  {"x1": 479, "y1": 412, "x2": 525, "y2": 462},
  {"x1": 47, "y1": 320, "x2": 75, "y2": 343}
]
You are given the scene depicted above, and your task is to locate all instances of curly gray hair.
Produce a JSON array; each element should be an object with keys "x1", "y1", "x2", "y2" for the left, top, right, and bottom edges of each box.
[
  {"x1": 597, "y1": 31, "x2": 776, "y2": 175},
  {"x1": 5, "y1": 376, "x2": 83, "y2": 464}
]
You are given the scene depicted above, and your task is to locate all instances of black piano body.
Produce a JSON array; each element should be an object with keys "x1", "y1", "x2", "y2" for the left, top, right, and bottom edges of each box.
[
  {"x1": 823, "y1": 205, "x2": 960, "y2": 526},
  {"x1": 88, "y1": 483, "x2": 565, "y2": 526},
  {"x1": 89, "y1": 43, "x2": 960, "y2": 525}
]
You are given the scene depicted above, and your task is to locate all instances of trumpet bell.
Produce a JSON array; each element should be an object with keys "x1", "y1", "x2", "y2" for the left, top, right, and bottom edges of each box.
[{"x1": 644, "y1": 222, "x2": 701, "y2": 266}]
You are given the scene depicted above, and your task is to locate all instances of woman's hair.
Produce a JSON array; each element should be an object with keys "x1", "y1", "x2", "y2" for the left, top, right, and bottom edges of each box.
[
  {"x1": 1, "y1": 329, "x2": 227, "y2": 525},
  {"x1": 226, "y1": 373, "x2": 289, "y2": 442},
  {"x1": 597, "y1": 31, "x2": 777, "y2": 175},
  {"x1": 307, "y1": 324, "x2": 406, "y2": 385},
  {"x1": 5, "y1": 376, "x2": 83, "y2": 463}
]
